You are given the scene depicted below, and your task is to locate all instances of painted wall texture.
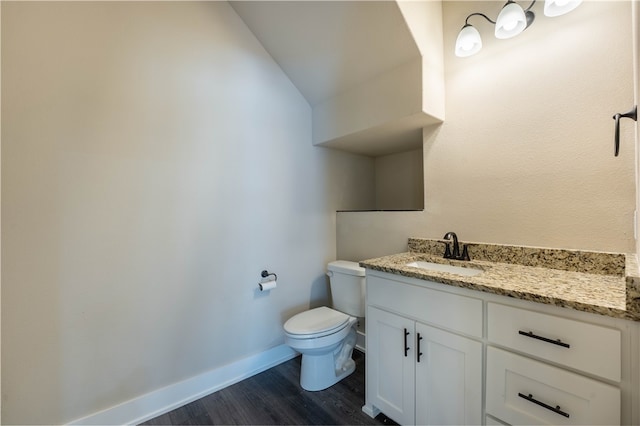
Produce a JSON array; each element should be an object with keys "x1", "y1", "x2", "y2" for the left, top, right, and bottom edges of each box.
[
  {"x1": 338, "y1": 1, "x2": 636, "y2": 261},
  {"x1": 1, "y1": 2, "x2": 375, "y2": 423},
  {"x1": 375, "y1": 149, "x2": 424, "y2": 210}
]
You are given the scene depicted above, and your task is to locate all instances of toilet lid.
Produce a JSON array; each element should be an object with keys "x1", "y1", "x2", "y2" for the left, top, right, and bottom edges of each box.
[{"x1": 284, "y1": 307, "x2": 350, "y2": 336}]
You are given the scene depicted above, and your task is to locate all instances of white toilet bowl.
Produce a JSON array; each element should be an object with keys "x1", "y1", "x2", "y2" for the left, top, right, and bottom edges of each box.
[
  {"x1": 284, "y1": 306, "x2": 358, "y2": 391},
  {"x1": 284, "y1": 261, "x2": 365, "y2": 391}
]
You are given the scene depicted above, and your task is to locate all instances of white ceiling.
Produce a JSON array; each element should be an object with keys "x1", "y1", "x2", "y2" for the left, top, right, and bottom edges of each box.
[{"x1": 230, "y1": 1, "x2": 422, "y2": 106}]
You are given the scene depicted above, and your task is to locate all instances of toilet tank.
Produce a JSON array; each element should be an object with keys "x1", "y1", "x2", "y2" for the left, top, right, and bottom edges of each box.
[{"x1": 327, "y1": 260, "x2": 366, "y2": 317}]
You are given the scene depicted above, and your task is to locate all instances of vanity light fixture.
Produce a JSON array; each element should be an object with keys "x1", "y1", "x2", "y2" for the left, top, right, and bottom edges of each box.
[
  {"x1": 495, "y1": 1, "x2": 530, "y2": 39},
  {"x1": 455, "y1": 0, "x2": 582, "y2": 58}
]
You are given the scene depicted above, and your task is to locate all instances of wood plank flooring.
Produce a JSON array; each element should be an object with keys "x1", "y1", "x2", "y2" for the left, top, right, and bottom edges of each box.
[{"x1": 141, "y1": 350, "x2": 395, "y2": 425}]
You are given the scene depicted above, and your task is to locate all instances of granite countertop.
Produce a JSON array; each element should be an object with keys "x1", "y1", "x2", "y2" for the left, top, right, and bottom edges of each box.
[{"x1": 360, "y1": 238, "x2": 640, "y2": 322}]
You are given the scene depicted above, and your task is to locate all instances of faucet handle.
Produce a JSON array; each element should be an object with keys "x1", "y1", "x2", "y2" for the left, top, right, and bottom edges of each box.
[
  {"x1": 461, "y1": 245, "x2": 470, "y2": 261},
  {"x1": 443, "y1": 242, "x2": 452, "y2": 259}
]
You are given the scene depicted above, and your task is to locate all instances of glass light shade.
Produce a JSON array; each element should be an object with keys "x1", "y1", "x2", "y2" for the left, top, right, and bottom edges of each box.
[
  {"x1": 544, "y1": 0, "x2": 582, "y2": 17},
  {"x1": 495, "y1": 1, "x2": 527, "y2": 39},
  {"x1": 455, "y1": 25, "x2": 482, "y2": 57}
]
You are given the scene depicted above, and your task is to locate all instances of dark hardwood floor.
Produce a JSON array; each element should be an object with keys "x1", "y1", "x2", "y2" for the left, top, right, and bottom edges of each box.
[{"x1": 141, "y1": 350, "x2": 395, "y2": 425}]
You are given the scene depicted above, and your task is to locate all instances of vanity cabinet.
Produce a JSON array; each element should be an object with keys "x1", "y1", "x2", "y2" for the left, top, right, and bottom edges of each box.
[
  {"x1": 365, "y1": 274, "x2": 483, "y2": 425},
  {"x1": 485, "y1": 303, "x2": 622, "y2": 425},
  {"x1": 363, "y1": 269, "x2": 637, "y2": 426}
]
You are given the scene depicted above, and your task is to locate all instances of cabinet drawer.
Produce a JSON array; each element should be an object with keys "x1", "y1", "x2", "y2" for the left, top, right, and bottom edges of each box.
[
  {"x1": 487, "y1": 303, "x2": 621, "y2": 382},
  {"x1": 486, "y1": 347, "x2": 620, "y2": 425},
  {"x1": 367, "y1": 274, "x2": 483, "y2": 337}
]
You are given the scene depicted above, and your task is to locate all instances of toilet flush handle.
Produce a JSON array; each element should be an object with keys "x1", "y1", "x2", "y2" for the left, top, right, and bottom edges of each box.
[{"x1": 326, "y1": 271, "x2": 334, "y2": 277}]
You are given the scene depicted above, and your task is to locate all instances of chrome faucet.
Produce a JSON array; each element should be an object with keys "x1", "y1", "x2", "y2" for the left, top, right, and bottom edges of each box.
[{"x1": 442, "y1": 232, "x2": 470, "y2": 261}]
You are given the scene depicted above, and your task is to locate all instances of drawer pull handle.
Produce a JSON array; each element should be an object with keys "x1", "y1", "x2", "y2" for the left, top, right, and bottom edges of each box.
[
  {"x1": 404, "y1": 328, "x2": 410, "y2": 357},
  {"x1": 518, "y1": 330, "x2": 570, "y2": 348},
  {"x1": 518, "y1": 392, "x2": 570, "y2": 418}
]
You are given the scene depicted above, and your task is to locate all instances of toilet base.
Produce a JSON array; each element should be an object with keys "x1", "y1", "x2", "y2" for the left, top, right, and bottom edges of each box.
[
  {"x1": 298, "y1": 326, "x2": 357, "y2": 391},
  {"x1": 300, "y1": 352, "x2": 356, "y2": 391}
]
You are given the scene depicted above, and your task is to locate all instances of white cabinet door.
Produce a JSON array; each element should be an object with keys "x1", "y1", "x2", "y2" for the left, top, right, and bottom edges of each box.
[
  {"x1": 415, "y1": 322, "x2": 482, "y2": 426},
  {"x1": 367, "y1": 306, "x2": 415, "y2": 425}
]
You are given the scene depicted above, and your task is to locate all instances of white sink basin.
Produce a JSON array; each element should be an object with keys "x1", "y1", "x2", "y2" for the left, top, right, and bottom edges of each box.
[{"x1": 406, "y1": 261, "x2": 483, "y2": 277}]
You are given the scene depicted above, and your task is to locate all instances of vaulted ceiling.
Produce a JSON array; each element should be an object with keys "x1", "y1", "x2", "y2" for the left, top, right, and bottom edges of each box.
[{"x1": 230, "y1": 1, "x2": 422, "y2": 106}]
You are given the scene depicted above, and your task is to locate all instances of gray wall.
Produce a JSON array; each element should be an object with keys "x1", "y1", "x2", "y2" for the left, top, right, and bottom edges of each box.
[{"x1": 1, "y1": 2, "x2": 375, "y2": 423}]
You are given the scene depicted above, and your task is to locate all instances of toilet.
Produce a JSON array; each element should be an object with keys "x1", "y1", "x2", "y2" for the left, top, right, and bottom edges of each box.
[{"x1": 283, "y1": 260, "x2": 365, "y2": 391}]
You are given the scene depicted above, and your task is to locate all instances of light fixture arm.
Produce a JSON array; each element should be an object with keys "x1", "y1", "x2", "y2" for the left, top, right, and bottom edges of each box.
[
  {"x1": 523, "y1": 0, "x2": 537, "y2": 28},
  {"x1": 463, "y1": 0, "x2": 536, "y2": 26},
  {"x1": 463, "y1": 12, "x2": 496, "y2": 27},
  {"x1": 523, "y1": 0, "x2": 537, "y2": 12}
]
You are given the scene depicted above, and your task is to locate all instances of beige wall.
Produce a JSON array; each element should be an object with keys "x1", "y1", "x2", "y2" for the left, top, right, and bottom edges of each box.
[
  {"x1": 397, "y1": 0, "x2": 446, "y2": 121},
  {"x1": 311, "y1": 0, "x2": 445, "y2": 156},
  {"x1": 338, "y1": 0, "x2": 636, "y2": 261},
  {"x1": 374, "y1": 149, "x2": 424, "y2": 210},
  {"x1": 1, "y1": 2, "x2": 374, "y2": 423}
]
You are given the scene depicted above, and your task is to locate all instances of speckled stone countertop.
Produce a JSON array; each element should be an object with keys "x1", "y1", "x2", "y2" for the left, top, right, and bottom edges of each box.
[{"x1": 360, "y1": 238, "x2": 640, "y2": 322}]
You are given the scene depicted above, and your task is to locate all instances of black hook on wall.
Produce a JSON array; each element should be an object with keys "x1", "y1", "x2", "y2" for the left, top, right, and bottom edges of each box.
[{"x1": 613, "y1": 106, "x2": 637, "y2": 157}]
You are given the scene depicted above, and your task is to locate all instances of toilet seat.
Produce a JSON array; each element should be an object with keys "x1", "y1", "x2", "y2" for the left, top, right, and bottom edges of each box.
[{"x1": 284, "y1": 307, "x2": 351, "y2": 339}]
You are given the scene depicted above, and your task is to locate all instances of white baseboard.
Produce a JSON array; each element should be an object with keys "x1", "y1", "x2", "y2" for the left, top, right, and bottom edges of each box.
[{"x1": 68, "y1": 344, "x2": 298, "y2": 425}]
